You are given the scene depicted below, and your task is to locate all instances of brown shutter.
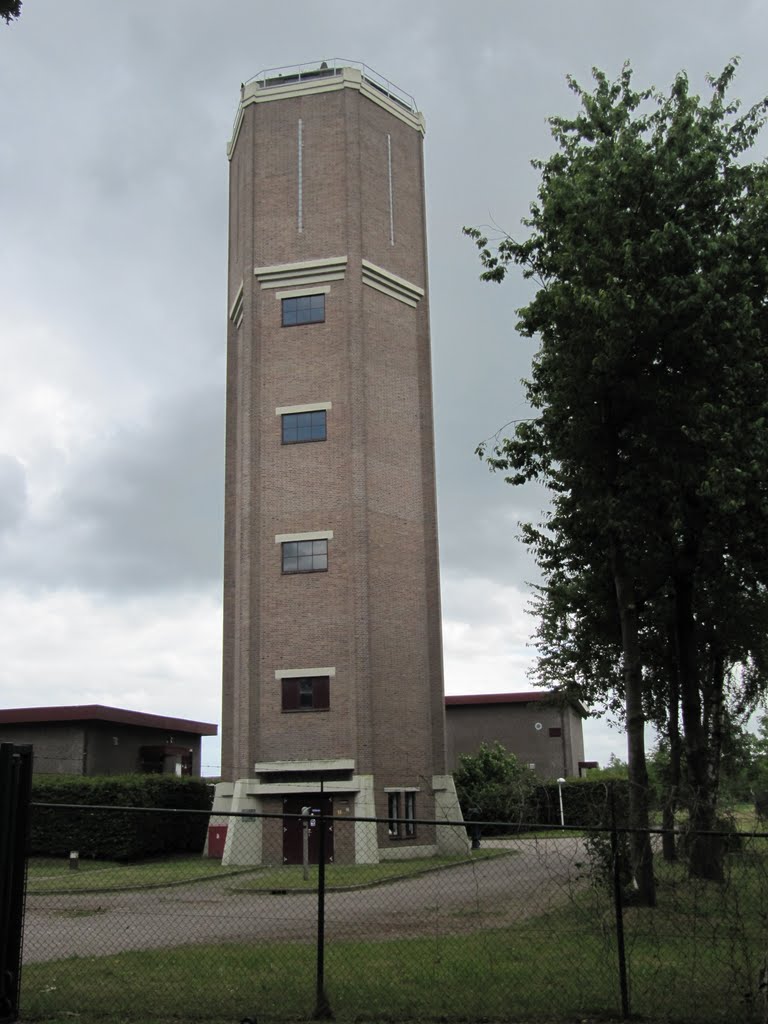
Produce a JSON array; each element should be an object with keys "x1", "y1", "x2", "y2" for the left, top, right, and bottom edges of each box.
[
  {"x1": 313, "y1": 676, "x2": 330, "y2": 709},
  {"x1": 282, "y1": 679, "x2": 300, "y2": 711}
]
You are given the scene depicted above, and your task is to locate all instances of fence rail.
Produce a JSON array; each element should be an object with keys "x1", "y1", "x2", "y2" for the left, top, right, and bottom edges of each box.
[{"x1": 19, "y1": 801, "x2": 768, "y2": 1023}]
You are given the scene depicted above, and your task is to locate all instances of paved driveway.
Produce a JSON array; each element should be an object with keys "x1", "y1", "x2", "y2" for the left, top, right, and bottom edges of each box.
[{"x1": 23, "y1": 837, "x2": 587, "y2": 963}]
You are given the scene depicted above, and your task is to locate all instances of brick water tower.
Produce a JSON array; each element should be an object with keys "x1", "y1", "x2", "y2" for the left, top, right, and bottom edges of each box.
[{"x1": 213, "y1": 61, "x2": 465, "y2": 864}]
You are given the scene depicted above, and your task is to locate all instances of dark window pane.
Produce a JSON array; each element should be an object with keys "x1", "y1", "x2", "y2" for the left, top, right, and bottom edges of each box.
[
  {"x1": 281, "y1": 409, "x2": 326, "y2": 444},
  {"x1": 282, "y1": 293, "x2": 325, "y2": 327},
  {"x1": 405, "y1": 793, "x2": 416, "y2": 836},
  {"x1": 282, "y1": 676, "x2": 331, "y2": 712},
  {"x1": 311, "y1": 411, "x2": 327, "y2": 439},
  {"x1": 281, "y1": 414, "x2": 297, "y2": 443},
  {"x1": 282, "y1": 538, "x2": 328, "y2": 573},
  {"x1": 388, "y1": 793, "x2": 401, "y2": 837}
]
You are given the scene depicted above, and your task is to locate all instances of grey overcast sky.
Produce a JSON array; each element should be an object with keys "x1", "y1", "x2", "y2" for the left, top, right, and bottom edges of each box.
[{"x1": 2, "y1": 1, "x2": 767, "y2": 773}]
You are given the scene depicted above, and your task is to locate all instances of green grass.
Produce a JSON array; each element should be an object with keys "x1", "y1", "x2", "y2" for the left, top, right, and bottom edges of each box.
[
  {"x1": 27, "y1": 849, "x2": 507, "y2": 894},
  {"x1": 649, "y1": 800, "x2": 768, "y2": 832},
  {"x1": 23, "y1": 838, "x2": 768, "y2": 1023},
  {"x1": 26, "y1": 854, "x2": 256, "y2": 893},
  {"x1": 22, "y1": 896, "x2": 763, "y2": 1023},
  {"x1": 23, "y1": 840, "x2": 768, "y2": 1023}
]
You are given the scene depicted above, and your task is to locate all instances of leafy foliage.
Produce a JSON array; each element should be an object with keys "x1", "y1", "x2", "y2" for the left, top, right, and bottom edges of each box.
[
  {"x1": 465, "y1": 60, "x2": 768, "y2": 885},
  {"x1": 532, "y1": 776, "x2": 629, "y2": 827},
  {"x1": 30, "y1": 774, "x2": 213, "y2": 860},
  {"x1": 0, "y1": 1, "x2": 21, "y2": 24},
  {"x1": 453, "y1": 742, "x2": 537, "y2": 826}
]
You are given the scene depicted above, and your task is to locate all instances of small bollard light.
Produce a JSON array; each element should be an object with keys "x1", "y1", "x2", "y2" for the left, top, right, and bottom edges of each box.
[
  {"x1": 69, "y1": 850, "x2": 80, "y2": 870},
  {"x1": 468, "y1": 806, "x2": 481, "y2": 850}
]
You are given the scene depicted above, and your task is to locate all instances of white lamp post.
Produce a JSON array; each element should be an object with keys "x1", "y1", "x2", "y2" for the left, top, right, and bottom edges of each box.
[{"x1": 557, "y1": 778, "x2": 566, "y2": 827}]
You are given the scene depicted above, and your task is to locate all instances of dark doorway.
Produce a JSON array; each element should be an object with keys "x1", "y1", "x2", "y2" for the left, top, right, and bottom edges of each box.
[{"x1": 282, "y1": 795, "x2": 334, "y2": 865}]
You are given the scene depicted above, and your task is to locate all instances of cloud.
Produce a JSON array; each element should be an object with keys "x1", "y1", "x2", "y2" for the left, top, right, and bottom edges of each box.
[
  {"x1": 1, "y1": 387, "x2": 224, "y2": 594},
  {"x1": 442, "y1": 573, "x2": 538, "y2": 694},
  {"x1": 3, "y1": 0, "x2": 768, "y2": 777},
  {"x1": 0, "y1": 584, "x2": 223, "y2": 771},
  {"x1": 0, "y1": 455, "x2": 26, "y2": 535}
]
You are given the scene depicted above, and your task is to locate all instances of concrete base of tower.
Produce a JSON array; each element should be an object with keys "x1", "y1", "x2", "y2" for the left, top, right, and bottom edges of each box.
[
  {"x1": 209, "y1": 772, "x2": 469, "y2": 865},
  {"x1": 432, "y1": 774, "x2": 471, "y2": 855},
  {"x1": 211, "y1": 772, "x2": 382, "y2": 867}
]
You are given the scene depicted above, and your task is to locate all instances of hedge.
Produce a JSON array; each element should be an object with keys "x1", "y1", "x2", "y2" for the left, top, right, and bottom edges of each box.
[
  {"x1": 30, "y1": 775, "x2": 213, "y2": 861},
  {"x1": 530, "y1": 778, "x2": 629, "y2": 829}
]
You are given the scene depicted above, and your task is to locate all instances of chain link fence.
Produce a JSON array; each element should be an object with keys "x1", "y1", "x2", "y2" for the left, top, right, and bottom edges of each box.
[{"x1": 19, "y1": 802, "x2": 768, "y2": 1023}]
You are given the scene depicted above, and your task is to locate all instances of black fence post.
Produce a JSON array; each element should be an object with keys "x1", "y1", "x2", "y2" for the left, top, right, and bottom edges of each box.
[
  {"x1": 0, "y1": 743, "x2": 33, "y2": 1024},
  {"x1": 313, "y1": 804, "x2": 332, "y2": 1020},
  {"x1": 609, "y1": 784, "x2": 630, "y2": 1020}
]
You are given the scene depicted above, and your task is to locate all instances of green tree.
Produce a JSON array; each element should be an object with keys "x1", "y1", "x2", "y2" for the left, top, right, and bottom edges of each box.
[
  {"x1": 466, "y1": 61, "x2": 768, "y2": 889},
  {"x1": 0, "y1": 1, "x2": 21, "y2": 24},
  {"x1": 453, "y1": 742, "x2": 537, "y2": 826}
]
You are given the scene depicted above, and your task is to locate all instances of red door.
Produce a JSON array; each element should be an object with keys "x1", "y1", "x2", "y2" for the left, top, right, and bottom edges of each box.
[
  {"x1": 282, "y1": 796, "x2": 334, "y2": 865},
  {"x1": 207, "y1": 825, "x2": 227, "y2": 858}
]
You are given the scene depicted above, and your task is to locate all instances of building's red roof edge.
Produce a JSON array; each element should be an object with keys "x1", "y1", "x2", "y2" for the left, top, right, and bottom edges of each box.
[
  {"x1": 445, "y1": 692, "x2": 587, "y2": 717},
  {"x1": 0, "y1": 704, "x2": 218, "y2": 735},
  {"x1": 445, "y1": 692, "x2": 546, "y2": 706}
]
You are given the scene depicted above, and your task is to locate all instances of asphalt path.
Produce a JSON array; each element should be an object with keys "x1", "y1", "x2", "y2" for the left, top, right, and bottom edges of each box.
[{"x1": 22, "y1": 837, "x2": 587, "y2": 963}]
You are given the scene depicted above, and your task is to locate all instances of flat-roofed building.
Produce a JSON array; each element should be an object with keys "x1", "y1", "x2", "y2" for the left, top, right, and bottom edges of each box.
[
  {"x1": 445, "y1": 692, "x2": 587, "y2": 780},
  {"x1": 0, "y1": 705, "x2": 217, "y2": 777}
]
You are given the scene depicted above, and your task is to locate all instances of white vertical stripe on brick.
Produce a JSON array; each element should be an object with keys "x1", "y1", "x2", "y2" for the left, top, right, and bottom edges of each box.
[
  {"x1": 387, "y1": 133, "x2": 394, "y2": 246},
  {"x1": 297, "y1": 118, "x2": 303, "y2": 233}
]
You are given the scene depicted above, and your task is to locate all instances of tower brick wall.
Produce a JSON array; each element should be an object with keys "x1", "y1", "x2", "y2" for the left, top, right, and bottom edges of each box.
[{"x1": 218, "y1": 64, "x2": 462, "y2": 861}]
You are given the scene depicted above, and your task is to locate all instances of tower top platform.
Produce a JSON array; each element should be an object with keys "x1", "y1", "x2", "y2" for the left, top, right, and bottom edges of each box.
[{"x1": 228, "y1": 60, "x2": 425, "y2": 158}]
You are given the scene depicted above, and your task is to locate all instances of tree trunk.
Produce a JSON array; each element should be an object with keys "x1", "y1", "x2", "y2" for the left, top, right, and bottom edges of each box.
[
  {"x1": 662, "y1": 675, "x2": 681, "y2": 863},
  {"x1": 674, "y1": 570, "x2": 724, "y2": 882},
  {"x1": 612, "y1": 545, "x2": 656, "y2": 906}
]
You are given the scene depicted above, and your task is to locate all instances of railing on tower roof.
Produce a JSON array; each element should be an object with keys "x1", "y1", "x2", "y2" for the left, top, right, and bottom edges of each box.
[{"x1": 242, "y1": 59, "x2": 418, "y2": 114}]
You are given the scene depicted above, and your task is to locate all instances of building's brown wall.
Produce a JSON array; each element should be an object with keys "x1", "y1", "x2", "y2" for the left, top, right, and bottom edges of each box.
[
  {"x1": 0, "y1": 723, "x2": 85, "y2": 774},
  {"x1": 85, "y1": 724, "x2": 203, "y2": 776},
  {"x1": 446, "y1": 703, "x2": 585, "y2": 780},
  {"x1": 0, "y1": 721, "x2": 206, "y2": 776},
  {"x1": 221, "y1": 73, "x2": 446, "y2": 828}
]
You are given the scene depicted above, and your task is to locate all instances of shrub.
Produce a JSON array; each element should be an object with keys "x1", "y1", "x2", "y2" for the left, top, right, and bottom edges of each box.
[
  {"x1": 30, "y1": 775, "x2": 213, "y2": 860},
  {"x1": 454, "y1": 742, "x2": 537, "y2": 831}
]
